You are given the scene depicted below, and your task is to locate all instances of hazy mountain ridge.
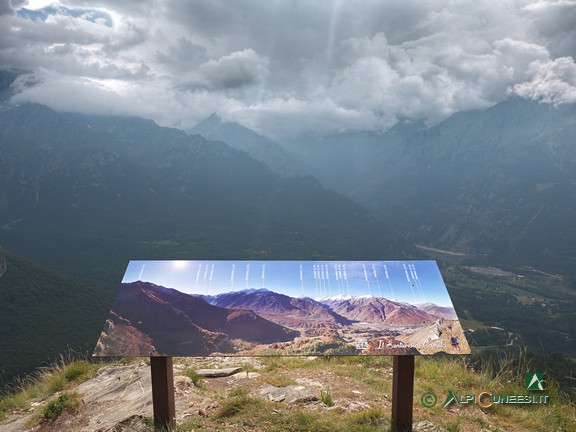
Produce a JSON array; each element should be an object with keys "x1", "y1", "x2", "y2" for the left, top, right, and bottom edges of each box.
[
  {"x1": 188, "y1": 114, "x2": 304, "y2": 177},
  {"x1": 278, "y1": 121, "x2": 425, "y2": 201},
  {"x1": 0, "y1": 69, "x2": 22, "y2": 101},
  {"x1": 0, "y1": 101, "x2": 419, "y2": 286},
  {"x1": 277, "y1": 99, "x2": 576, "y2": 276},
  {"x1": 377, "y1": 100, "x2": 576, "y2": 274}
]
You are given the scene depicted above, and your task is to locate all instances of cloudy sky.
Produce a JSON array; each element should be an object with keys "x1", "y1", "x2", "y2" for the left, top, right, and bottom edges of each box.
[{"x1": 1, "y1": 0, "x2": 575, "y2": 138}]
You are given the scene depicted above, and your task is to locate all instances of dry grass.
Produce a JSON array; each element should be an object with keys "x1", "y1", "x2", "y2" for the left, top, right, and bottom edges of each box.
[
  {"x1": 1, "y1": 353, "x2": 575, "y2": 432},
  {"x1": 0, "y1": 352, "x2": 103, "y2": 422}
]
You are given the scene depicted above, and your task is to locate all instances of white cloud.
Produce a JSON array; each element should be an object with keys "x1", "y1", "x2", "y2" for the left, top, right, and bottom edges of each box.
[
  {"x1": 513, "y1": 56, "x2": 576, "y2": 103},
  {"x1": 220, "y1": 97, "x2": 386, "y2": 140},
  {"x1": 9, "y1": 69, "x2": 232, "y2": 128},
  {"x1": 2, "y1": 0, "x2": 575, "y2": 138}
]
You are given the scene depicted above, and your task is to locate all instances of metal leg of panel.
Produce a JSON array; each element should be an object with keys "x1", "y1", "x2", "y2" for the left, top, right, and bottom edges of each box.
[
  {"x1": 150, "y1": 356, "x2": 176, "y2": 431},
  {"x1": 391, "y1": 355, "x2": 415, "y2": 432}
]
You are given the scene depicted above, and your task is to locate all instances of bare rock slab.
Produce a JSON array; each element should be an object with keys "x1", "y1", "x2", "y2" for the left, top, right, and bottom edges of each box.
[
  {"x1": 195, "y1": 367, "x2": 242, "y2": 378},
  {"x1": 75, "y1": 363, "x2": 153, "y2": 431},
  {"x1": 259, "y1": 384, "x2": 318, "y2": 404},
  {"x1": 230, "y1": 371, "x2": 261, "y2": 380},
  {"x1": 413, "y1": 420, "x2": 446, "y2": 432}
]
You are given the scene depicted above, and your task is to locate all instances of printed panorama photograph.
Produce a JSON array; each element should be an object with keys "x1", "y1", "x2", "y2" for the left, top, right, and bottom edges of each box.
[{"x1": 95, "y1": 260, "x2": 470, "y2": 357}]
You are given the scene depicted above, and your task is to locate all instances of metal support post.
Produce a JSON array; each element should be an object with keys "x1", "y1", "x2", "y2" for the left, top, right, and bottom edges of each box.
[
  {"x1": 150, "y1": 356, "x2": 176, "y2": 431},
  {"x1": 391, "y1": 355, "x2": 415, "y2": 432}
]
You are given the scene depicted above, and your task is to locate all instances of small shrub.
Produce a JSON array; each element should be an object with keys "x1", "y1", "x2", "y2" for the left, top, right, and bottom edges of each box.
[{"x1": 43, "y1": 392, "x2": 81, "y2": 420}]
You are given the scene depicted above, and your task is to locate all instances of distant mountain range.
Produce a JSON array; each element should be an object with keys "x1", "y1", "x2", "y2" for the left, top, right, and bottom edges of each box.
[
  {"x1": 194, "y1": 100, "x2": 576, "y2": 277},
  {"x1": 187, "y1": 114, "x2": 304, "y2": 177},
  {"x1": 281, "y1": 100, "x2": 576, "y2": 276},
  {"x1": 0, "y1": 98, "x2": 418, "y2": 287},
  {"x1": 3, "y1": 69, "x2": 574, "y2": 282}
]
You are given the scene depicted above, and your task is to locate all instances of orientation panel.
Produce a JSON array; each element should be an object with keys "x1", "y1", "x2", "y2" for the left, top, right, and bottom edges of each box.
[{"x1": 94, "y1": 260, "x2": 470, "y2": 357}]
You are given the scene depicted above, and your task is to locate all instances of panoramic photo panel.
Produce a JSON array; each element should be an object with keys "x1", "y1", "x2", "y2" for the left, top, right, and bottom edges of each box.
[{"x1": 94, "y1": 260, "x2": 470, "y2": 357}]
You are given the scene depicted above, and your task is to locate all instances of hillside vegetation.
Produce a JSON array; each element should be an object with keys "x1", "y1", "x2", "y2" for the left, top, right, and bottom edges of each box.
[
  {"x1": 0, "y1": 247, "x2": 113, "y2": 389},
  {"x1": 442, "y1": 265, "x2": 576, "y2": 397}
]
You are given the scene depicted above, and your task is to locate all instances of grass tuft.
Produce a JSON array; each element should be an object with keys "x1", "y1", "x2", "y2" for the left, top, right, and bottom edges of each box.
[
  {"x1": 182, "y1": 369, "x2": 203, "y2": 388},
  {"x1": 264, "y1": 373, "x2": 297, "y2": 388},
  {"x1": 214, "y1": 388, "x2": 262, "y2": 419},
  {"x1": 320, "y1": 389, "x2": 335, "y2": 407},
  {"x1": 347, "y1": 407, "x2": 386, "y2": 427},
  {"x1": 0, "y1": 351, "x2": 103, "y2": 421}
]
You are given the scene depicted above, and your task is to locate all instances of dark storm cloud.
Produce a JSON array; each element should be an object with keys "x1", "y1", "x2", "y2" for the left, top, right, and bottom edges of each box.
[
  {"x1": 0, "y1": 0, "x2": 19, "y2": 15},
  {"x1": 195, "y1": 49, "x2": 269, "y2": 90},
  {"x1": 155, "y1": 37, "x2": 209, "y2": 72},
  {"x1": 3, "y1": 0, "x2": 576, "y2": 137},
  {"x1": 524, "y1": 0, "x2": 576, "y2": 59}
]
